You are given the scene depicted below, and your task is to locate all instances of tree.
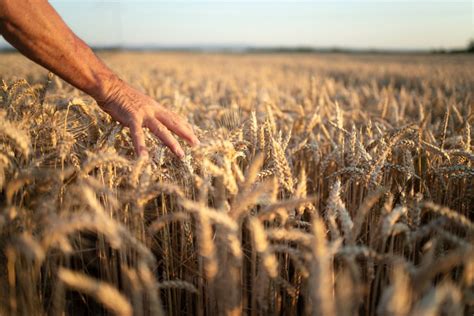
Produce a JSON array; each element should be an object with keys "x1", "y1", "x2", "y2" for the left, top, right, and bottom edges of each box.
[{"x1": 467, "y1": 39, "x2": 474, "y2": 53}]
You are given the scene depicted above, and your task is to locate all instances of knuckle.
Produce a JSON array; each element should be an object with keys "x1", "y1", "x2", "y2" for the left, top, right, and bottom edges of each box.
[
  {"x1": 144, "y1": 107, "x2": 156, "y2": 118},
  {"x1": 173, "y1": 114, "x2": 185, "y2": 124},
  {"x1": 169, "y1": 144, "x2": 178, "y2": 152},
  {"x1": 155, "y1": 123, "x2": 167, "y2": 134}
]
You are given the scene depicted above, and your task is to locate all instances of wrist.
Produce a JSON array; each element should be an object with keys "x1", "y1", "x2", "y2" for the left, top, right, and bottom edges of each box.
[{"x1": 90, "y1": 72, "x2": 124, "y2": 106}]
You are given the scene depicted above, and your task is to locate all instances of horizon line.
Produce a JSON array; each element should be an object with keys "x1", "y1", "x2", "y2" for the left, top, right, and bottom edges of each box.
[{"x1": 0, "y1": 44, "x2": 472, "y2": 54}]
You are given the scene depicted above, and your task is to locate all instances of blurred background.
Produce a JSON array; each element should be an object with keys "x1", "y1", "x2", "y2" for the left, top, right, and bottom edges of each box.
[{"x1": 0, "y1": 0, "x2": 472, "y2": 53}]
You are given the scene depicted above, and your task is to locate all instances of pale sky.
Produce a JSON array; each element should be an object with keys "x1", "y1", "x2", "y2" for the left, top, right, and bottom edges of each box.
[{"x1": 0, "y1": 0, "x2": 473, "y2": 50}]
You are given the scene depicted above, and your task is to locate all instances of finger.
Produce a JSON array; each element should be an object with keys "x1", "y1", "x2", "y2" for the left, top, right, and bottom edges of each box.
[
  {"x1": 130, "y1": 123, "x2": 149, "y2": 158},
  {"x1": 146, "y1": 118, "x2": 185, "y2": 158},
  {"x1": 155, "y1": 109, "x2": 200, "y2": 146}
]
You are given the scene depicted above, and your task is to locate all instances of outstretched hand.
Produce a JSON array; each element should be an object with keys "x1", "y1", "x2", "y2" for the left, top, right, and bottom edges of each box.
[{"x1": 97, "y1": 79, "x2": 200, "y2": 159}]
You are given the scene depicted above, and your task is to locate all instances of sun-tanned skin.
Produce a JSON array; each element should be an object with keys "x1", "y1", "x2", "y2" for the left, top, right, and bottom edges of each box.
[{"x1": 0, "y1": 0, "x2": 199, "y2": 158}]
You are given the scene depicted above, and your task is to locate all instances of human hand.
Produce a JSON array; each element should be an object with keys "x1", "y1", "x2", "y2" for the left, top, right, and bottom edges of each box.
[{"x1": 96, "y1": 78, "x2": 199, "y2": 159}]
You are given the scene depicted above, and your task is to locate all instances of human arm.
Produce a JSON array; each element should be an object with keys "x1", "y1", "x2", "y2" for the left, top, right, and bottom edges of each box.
[{"x1": 0, "y1": 0, "x2": 199, "y2": 158}]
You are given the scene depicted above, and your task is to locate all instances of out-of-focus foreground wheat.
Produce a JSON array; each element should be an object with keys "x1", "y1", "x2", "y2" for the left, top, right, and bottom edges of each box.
[{"x1": 0, "y1": 53, "x2": 473, "y2": 315}]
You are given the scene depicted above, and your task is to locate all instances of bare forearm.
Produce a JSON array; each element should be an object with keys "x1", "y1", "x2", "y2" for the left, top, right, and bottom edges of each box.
[{"x1": 0, "y1": 0, "x2": 116, "y2": 101}]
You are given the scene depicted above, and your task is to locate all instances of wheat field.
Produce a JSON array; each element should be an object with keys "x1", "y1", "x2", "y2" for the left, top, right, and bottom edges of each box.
[{"x1": 0, "y1": 52, "x2": 473, "y2": 315}]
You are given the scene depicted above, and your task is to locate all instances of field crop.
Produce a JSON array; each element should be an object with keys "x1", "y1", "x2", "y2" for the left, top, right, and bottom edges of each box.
[{"x1": 0, "y1": 52, "x2": 473, "y2": 315}]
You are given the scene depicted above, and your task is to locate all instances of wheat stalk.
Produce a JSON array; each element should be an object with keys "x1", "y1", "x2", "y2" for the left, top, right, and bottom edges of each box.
[{"x1": 58, "y1": 268, "x2": 132, "y2": 316}]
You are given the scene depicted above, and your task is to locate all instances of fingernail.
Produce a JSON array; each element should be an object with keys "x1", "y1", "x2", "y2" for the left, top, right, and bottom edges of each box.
[{"x1": 176, "y1": 148, "x2": 185, "y2": 159}]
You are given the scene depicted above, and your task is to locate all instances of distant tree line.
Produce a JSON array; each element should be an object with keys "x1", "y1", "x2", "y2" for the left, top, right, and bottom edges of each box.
[
  {"x1": 431, "y1": 39, "x2": 474, "y2": 54},
  {"x1": 468, "y1": 39, "x2": 474, "y2": 53},
  {"x1": 2, "y1": 40, "x2": 474, "y2": 54}
]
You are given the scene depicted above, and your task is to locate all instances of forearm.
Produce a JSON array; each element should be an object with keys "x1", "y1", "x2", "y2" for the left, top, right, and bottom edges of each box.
[{"x1": 0, "y1": 0, "x2": 118, "y2": 101}]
